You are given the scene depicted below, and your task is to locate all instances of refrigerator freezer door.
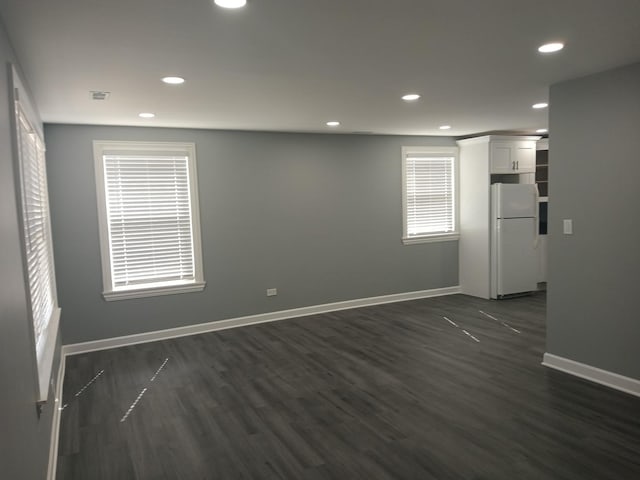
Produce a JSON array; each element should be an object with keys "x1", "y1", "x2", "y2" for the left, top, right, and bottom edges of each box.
[
  {"x1": 492, "y1": 183, "x2": 537, "y2": 219},
  {"x1": 493, "y1": 217, "x2": 538, "y2": 297}
]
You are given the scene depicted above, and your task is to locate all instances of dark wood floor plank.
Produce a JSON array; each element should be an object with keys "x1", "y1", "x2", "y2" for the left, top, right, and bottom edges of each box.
[{"x1": 57, "y1": 292, "x2": 640, "y2": 479}]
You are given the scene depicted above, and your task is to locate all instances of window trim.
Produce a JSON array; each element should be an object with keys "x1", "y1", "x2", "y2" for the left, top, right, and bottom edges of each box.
[
  {"x1": 402, "y1": 146, "x2": 460, "y2": 245},
  {"x1": 10, "y1": 65, "x2": 60, "y2": 403},
  {"x1": 93, "y1": 140, "x2": 206, "y2": 301}
]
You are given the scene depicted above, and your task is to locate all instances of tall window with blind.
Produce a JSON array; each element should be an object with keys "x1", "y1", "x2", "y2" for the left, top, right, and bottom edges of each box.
[
  {"x1": 12, "y1": 67, "x2": 61, "y2": 402},
  {"x1": 94, "y1": 141, "x2": 205, "y2": 300},
  {"x1": 402, "y1": 146, "x2": 459, "y2": 244}
]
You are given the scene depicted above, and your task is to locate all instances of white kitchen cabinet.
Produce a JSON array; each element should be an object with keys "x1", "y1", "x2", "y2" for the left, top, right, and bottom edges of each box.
[{"x1": 490, "y1": 141, "x2": 536, "y2": 174}]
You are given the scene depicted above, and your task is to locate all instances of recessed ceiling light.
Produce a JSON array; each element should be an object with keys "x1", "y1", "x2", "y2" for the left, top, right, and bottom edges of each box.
[
  {"x1": 538, "y1": 42, "x2": 564, "y2": 53},
  {"x1": 162, "y1": 76, "x2": 185, "y2": 85},
  {"x1": 326, "y1": 121, "x2": 340, "y2": 127},
  {"x1": 214, "y1": 0, "x2": 246, "y2": 8},
  {"x1": 532, "y1": 102, "x2": 548, "y2": 109},
  {"x1": 139, "y1": 112, "x2": 155, "y2": 118},
  {"x1": 439, "y1": 125, "x2": 451, "y2": 130},
  {"x1": 536, "y1": 128, "x2": 548, "y2": 133},
  {"x1": 402, "y1": 94, "x2": 421, "y2": 101}
]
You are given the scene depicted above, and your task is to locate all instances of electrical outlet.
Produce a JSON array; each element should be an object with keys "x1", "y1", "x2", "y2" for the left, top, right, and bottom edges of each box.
[{"x1": 266, "y1": 288, "x2": 277, "y2": 297}]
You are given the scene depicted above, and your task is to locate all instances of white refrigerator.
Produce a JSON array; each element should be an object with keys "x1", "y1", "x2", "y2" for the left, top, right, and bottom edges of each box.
[{"x1": 490, "y1": 183, "x2": 539, "y2": 299}]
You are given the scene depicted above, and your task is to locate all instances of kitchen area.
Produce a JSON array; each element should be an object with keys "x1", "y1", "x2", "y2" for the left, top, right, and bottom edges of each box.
[{"x1": 457, "y1": 135, "x2": 549, "y2": 300}]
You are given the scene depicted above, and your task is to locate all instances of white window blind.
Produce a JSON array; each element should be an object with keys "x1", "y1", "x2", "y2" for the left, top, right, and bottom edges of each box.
[
  {"x1": 12, "y1": 68, "x2": 61, "y2": 403},
  {"x1": 17, "y1": 109, "x2": 57, "y2": 359},
  {"x1": 95, "y1": 142, "x2": 205, "y2": 300},
  {"x1": 402, "y1": 147, "x2": 458, "y2": 243}
]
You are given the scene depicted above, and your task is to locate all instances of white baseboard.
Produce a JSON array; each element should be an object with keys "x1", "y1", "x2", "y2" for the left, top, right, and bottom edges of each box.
[
  {"x1": 47, "y1": 354, "x2": 66, "y2": 480},
  {"x1": 542, "y1": 353, "x2": 640, "y2": 398},
  {"x1": 63, "y1": 286, "x2": 460, "y2": 356}
]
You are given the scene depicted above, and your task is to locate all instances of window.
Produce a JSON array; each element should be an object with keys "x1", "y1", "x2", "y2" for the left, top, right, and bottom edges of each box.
[
  {"x1": 11, "y1": 66, "x2": 61, "y2": 402},
  {"x1": 94, "y1": 141, "x2": 205, "y2": 300},
  {"x1": 402, "y1": 146, "x2": 459, "y2": 244}
]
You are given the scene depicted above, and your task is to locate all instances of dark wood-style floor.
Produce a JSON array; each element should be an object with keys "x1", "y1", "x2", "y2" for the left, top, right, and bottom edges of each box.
[{"x1": 56, "y1": 293, "x2": 640, "y2": 479}]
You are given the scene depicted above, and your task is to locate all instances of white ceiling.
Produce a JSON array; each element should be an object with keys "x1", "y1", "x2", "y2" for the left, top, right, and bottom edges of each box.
[{"x1": 1, "y1": 0, "x2": 639, "y2": 136}]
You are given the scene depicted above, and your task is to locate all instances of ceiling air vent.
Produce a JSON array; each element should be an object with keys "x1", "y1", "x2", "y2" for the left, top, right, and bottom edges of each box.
[{"x1": 90, "y1": 91, "x2": 110, "y2": 100}]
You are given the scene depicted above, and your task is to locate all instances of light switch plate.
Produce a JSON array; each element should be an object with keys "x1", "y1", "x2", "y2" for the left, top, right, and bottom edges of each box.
[{"x1": 563, "y1": 219, "x2": 573, "y2": 235}]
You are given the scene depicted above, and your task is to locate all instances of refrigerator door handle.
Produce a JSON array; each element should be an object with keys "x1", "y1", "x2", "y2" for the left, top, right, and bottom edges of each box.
[{"x1": 533, "y1": 184, "x2": 540, "y2": 249}]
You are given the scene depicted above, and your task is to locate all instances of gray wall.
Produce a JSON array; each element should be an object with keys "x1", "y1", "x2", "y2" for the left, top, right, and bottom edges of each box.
[
  {"x1": 45, "y1": 125, "x2": 459, "y2": 344},
  {"x1": 547, "y1": 61, "x2": 640, "y2": 380},
  {"x1": 0, "y1": 18, "x2": 61, "y2": 480}
]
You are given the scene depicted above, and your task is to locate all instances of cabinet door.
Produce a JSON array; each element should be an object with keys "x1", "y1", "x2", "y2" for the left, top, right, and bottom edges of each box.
[
  {"x1": 490, "y1": 143, "x2": 514, "y2": 173},
  {"x1": 514, "y1": 144, "x2": 536, "y2": 173}
]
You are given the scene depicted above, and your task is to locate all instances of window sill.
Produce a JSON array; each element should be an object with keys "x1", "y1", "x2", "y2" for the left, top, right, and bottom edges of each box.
[
  {"x1": 103, "y1": 281, "x2": 206, "y2": 301},
  {"x1": 402, "y1": 233, "x2": 460, "y2": 245}
]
